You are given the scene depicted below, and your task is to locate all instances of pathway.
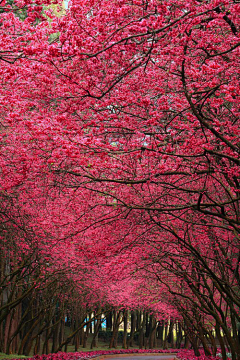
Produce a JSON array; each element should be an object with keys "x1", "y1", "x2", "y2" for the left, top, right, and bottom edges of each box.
[{"x1": 96, "y1": 355, "x2": 177, "y2": 360}]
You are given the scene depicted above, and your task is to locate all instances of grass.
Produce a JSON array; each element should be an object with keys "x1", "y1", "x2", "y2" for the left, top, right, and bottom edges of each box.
[{"x1": 0, "y1": 353, "x2": 28, "y2": 360}]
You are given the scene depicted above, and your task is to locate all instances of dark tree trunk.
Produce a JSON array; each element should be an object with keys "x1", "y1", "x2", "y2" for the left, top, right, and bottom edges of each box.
[
  {"x1": 109, "y1": 311, "x2": 121, "y2": 348},
  {"x1": 157, "y1": 321, "x2": 164, "y2": 348},
  {"x1": 106, "y1": 312, "x2": 113, "y2": 330},
  {"x1": 122, "y1": 310, "x2": 128, "y2": 349},
  {"x1": 139, "y1": 311, "x2": 145, "y2": 349},
  {"x1": 163, "y1": 322, "x2": 169, "y2": 349},
  {"x1": 145, "y1": 313, "x2": 150, "y2": 338},
  {"x1": 149, "y1": 315, "x2": 157, "y2": 349},
  {"x1": 91, "y1": 311, "x2": 101, "y2": 349},
  {"x1": 128, "y1": 310, "x2": 136, "y2": 347},
  {"x1": 83, "y1": 315, "x2": 91, "y2": 348},
  {"x1": 176, "y1": 322, "x2": 183, "y2": 349},
  {"x1": 167, "y1": 320, "x2": 174, "y2": 348}
]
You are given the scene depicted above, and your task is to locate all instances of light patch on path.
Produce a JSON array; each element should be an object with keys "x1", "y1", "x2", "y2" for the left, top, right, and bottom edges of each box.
[{"x1": 96, "y1": 356, "x2": 177, "y2": 360}]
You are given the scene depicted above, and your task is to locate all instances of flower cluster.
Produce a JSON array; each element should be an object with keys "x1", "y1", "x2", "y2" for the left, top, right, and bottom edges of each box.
[
  {"x1": 177, "y1": 349, "x2": 232, "y2": 360},
  {"x1": 10, "y1": 348, "x2": 230, "y2": 360}
]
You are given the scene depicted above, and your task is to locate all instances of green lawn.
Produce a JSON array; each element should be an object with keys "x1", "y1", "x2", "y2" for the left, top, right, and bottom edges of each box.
[{"x1": 0, "y1": 353, "x2": 28, "y2": 360}]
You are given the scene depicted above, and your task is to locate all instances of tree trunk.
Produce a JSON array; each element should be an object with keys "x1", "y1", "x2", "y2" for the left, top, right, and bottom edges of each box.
[
  {"x1": 128, "y1": 310, "x2": 136, "y2": 347},
  {"x1": 106, "y1": 312, "x2": 113, "y2": 330},
  {"x1": 34, "y1": 336, "x2": 41, "y2": 355},
  {"x1": 122, "y1": 310, "x2": 128, "y2": 349},
  {"x1": 167, "y1": 320, "x2": 174, "y2": 348},
  {"x1": 149, "y1": 315, "x2": 157, "y2": 349},
  {"x1": 82, "y1": 315, "x2": 91, "y2": 348},
  {"x1": 42, "y1": 328, "x2": 50, "y2": 355},
  {"x1": 176, "y1": 322, "x2": 183, "y2": 349},
  {"x1": 163, "y1": 322, "x2": 169, "y2": 349},
  {"x1": 215, "y1": 323, "x2": 227, "y2": 360},
  {"x1": 109, "y1": 310, "x2": 121, "y2": 348},
  {"x1": 139, "y1": 311, "x2": 145, "y2": 349},
  {"x1": 91, "y1": 311, "x2": 101, "y2": 348},
  {"x1": 157, "y1": 321, "x2": 164, "y2": 348},
  {"x1": 52, "y1": 318, "x2": 62, "y2": 353}
]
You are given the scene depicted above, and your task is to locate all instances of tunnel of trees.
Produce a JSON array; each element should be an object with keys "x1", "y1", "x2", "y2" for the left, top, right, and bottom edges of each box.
[{"x1": 0, "y1": 0, "x2": 239, "y2": 359}]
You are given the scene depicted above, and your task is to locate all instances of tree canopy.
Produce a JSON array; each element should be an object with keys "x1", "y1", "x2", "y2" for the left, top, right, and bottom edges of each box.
[{"x1": 0, "y1": 0, "x2": 239, "y2": 358}]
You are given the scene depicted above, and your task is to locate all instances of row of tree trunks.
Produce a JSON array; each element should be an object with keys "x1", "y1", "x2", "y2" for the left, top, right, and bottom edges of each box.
[{"x1": 1, "y1": 303, "x2": 237, "y2": 355}]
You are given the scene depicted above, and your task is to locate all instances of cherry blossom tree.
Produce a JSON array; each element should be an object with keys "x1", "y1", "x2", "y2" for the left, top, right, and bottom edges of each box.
[{"x1": 0, "y1": 0, "x2": 239, "y2": 358}]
